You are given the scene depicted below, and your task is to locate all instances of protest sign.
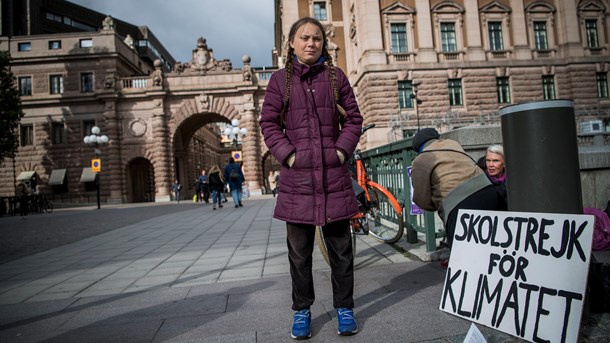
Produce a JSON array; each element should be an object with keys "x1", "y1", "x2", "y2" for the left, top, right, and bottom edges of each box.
[{"x1": 439, "y1": 209, "x2": 594, "y2": 343}]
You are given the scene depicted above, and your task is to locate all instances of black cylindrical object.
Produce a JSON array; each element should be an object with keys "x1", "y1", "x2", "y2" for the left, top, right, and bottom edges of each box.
[{"x1": 500, "y1": 100, "x2": 582, "y2": 214}]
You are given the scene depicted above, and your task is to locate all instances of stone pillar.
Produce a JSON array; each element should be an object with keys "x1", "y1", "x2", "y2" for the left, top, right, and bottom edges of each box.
[
  {"x1": 355, "y1": 0, "x2": 386, "y2": 66},
  {"x1": 102, "y1": 100, "x2": 124, "y2": 203},
  {"x1": 556, "y1": 0, "x2": 584, "y2": 57},
  {"x1": 509, "y1": 0, "x2": 532, "y2": 59},
  {"x1": 464, "y1": 0, "x2": 485, "y2": 61},
  {"x1": 241, "y1": 104, "x2": 263, "y2": 195},
  {"x1": 415, "y1": 0, "x2": 437, "y2": 62},
  {"x1": 151, "y1": 98, "x2": 172, "y2": 202}
]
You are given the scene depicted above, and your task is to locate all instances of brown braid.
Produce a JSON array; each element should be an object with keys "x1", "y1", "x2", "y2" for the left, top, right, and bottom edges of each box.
[{"x1": 280, "y1": 49, "x2": 294, "y2": 127}]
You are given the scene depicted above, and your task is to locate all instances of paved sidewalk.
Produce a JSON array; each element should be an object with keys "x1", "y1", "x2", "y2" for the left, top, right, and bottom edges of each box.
[{"x1": 0, "y1": 196, "x2": 607, "y2": 342}]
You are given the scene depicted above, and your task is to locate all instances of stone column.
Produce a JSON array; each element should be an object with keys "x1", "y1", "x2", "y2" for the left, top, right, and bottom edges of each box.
[
  {"x1": 556, "y1": 0, "x2": 584, "y2": 57},
  {"x1": 241, "y1": 102, "x2": 263, "y2": 196},
  {"x1": 509, "y1": 0, "x2": 532, "y2": 59},
  {"x1": 464, "y1": 0, "x2": 485, "y2": 61},
  {"x1": 355, "y1": 0, "x2": 386, "y2": 66},
  {"x1": 415, "y1": 0, "x2": 437, "y2": 62},
  {"x1": 151, "y1": 98, "x2": 172, "y2": 202},
  {"x1": 102, "y1": 100, "x2": 124, "y2": 203}
]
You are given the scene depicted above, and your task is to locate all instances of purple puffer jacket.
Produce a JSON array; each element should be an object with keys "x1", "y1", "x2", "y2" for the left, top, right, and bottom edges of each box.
[{"x1": 260, "y1": 60, "x2": 363, "y2": 226}]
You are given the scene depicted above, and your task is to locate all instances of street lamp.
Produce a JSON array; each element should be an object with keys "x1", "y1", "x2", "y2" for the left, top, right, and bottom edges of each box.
[
  {"x1": 83, "y1": 126, "x2": 108, "y2": 209},
  {"x1": 410, "y1": 86, "x2": 423, "y2": 132},
  {"x1": 223, "y1": 119, "x2": 248, "y2": 148}
]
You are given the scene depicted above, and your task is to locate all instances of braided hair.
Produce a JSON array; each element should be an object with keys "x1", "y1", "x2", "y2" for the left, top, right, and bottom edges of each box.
[{"x1": 280, "y1": 17, "x2": 341, "y2": 126}]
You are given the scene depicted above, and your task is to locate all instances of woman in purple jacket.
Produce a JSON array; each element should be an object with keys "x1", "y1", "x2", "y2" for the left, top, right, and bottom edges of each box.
[{"x1": 260, "y1": 17, "x2": 363, "y2": 340}]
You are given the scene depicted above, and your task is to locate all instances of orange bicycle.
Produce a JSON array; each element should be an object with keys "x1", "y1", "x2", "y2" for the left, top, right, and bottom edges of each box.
[{"x1": 316, "y1": 124, "x2": 404, "y2": 263}]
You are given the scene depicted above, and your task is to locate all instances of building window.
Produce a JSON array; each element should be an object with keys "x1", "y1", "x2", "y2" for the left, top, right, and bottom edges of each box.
[
  {"x1": 448, "y1": 79, "x2": 463, "y2": 106},
  {"x1": 585, "y1": 20, "x2": 599, "y2": 48},
  {"x1": 597, "y1": 73, "x2": 609, "y2": 98},
  {"x1": 83, "y1": 120, "x2": 95, "y2": 137},
  {"x1": 533, "y1": 22, "x2": 548, "y2": 50},
  {"x1": 542, "y1": 76, "x2": 556, "y2": 100},
  {"x1": 398, "y1": 81, "x2": 413, "y2": 109},
  {"x1": 496, "y1": 77, "x2": 511, "y2": 104},
  {"x1": 49, "y1": 75, "x2": 64, "y2": 94},
  {"x1": 20, "y1": 124, "x2": 34, "y2": 146},
  {"x1": 441, "y1": 23, "x2": 457, "y2": 52},
  {"x1": 81, "y1": 72, "x2": 93, "y2": 92},
  {"x1": 313, "y1": 1, "x2": 327, "y2": 21},
  {"x1": 488, "y1": 22, "x2": 504, "y2": 51},
  {"x1": 18, "y1": 76, "x2": 32, "y2": 96},
  {"x1": 48, "y1": 40, "x2": 62, "y2": 50},
  {"x1": 391, "y1": 23, "x2": 408, "y2": 53},
  {"x1": 18, "y1": 42, "x2": 32, "y2": 51},
  {"x1": 79, "y1": 39, "x2": 93, "y2": 48},
  {"x1": 52, "y1": 122, "x2": 65, "y2": 145}
]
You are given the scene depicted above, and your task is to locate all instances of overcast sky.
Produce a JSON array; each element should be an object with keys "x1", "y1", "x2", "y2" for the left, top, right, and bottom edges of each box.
[{"x1": 69, "y1": 0, "x2": 276, "y2": 68}]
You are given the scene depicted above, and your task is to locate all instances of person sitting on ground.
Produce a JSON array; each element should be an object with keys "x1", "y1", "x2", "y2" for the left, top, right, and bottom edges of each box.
[
  {"x1": 410, "y1": 128, "x2": 505, "y2": 252},
  {"x1": 482, "y1": 144, "x2": 507, "y2": 210}
]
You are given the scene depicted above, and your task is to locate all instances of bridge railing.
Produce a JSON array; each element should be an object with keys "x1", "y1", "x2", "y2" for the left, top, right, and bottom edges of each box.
[{"x1": 360, "y1": 137, "x2": 442, "y2": 252}]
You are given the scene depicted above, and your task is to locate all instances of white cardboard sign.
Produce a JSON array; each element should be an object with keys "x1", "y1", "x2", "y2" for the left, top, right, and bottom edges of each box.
[{"x1": 439, "y1": 209, "x2": 594, "y2": 343}]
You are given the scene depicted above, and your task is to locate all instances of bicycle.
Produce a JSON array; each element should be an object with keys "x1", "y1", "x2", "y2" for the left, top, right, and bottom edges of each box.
[
  {"x1": 28, "y1": 194, "x2": 53, "y2": 214},
  {"x1": 315, "y1": 123, "x2": 405, "y2": 264}
]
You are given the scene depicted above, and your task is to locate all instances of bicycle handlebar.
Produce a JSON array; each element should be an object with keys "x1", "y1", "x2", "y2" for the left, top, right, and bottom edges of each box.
[{"x1": 362, "y1": 123, "x2": 376, "y2": 133}]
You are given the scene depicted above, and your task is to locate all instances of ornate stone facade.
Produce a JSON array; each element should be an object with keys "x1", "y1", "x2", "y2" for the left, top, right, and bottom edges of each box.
[
  {"x1": 276, "y1": 0, "x2": 610, "y2": 148},
  {"x1": 1, "y1": 30, "x2": 269, "y2": 203}
]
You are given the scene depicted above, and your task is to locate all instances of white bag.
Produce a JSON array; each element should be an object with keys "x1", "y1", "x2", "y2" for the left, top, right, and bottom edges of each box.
[{"x1": 241, "y1": 185, "x2": 250, "y2": 199}]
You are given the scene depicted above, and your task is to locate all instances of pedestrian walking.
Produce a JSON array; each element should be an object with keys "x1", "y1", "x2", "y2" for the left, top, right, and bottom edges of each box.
[
  {"x1": 208, "y1": 165, "x2": 224, "y2": 210},
  {"x1": 171, "y1": 180, "x2": 182, "y2": 203},
  {"x1": 224, "y1": 158, "x2": 245, "y2": 208},
  {"x1": 259, "y1": 16, "x2": 363, "y2": 339},
  {"x1": 198, "y1": 169, "x2": 210, "y2": 203}
]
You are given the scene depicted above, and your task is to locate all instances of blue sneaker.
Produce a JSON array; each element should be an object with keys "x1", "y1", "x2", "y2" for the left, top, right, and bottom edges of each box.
[
  {"x1": 336, "y1": 308, "x2": 358, "y2": 335},
  {"x1": 291, "y1": 309, "x2": 312, "y2": 340}
]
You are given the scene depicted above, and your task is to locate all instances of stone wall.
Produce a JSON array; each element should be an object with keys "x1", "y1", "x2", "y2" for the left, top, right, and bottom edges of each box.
[{"x1": 444, "y1": 126, "x2": 610, "y2": 210}]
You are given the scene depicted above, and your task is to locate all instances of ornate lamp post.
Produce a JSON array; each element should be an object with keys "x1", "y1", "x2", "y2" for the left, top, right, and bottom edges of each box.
[
  {"x1": 410, "y1": 82, "x2": 423, "y2": 132},
  {"x1": 83, "y1": 126, "x2": 108, "y2": 209},
  {"x1": 223, "y1": 119, "x2": 248, "y2": 160}
]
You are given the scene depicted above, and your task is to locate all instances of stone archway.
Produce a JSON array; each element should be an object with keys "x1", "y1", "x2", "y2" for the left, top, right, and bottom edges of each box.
[
  {"x1": 127, "y1": 157, "x2": 155, "y2": 203},
  {"x1": 170, "y1": 94, "x2": 264, "y2": 195}
]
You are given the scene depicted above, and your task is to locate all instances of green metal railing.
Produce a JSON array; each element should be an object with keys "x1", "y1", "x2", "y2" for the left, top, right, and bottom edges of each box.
[{"x1": 360, "y1": 137, "x2": 444, "y2": 252}]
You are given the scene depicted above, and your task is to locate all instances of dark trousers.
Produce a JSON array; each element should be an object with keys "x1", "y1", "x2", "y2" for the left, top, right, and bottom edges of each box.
[
  {"x1": 445, "y1": 185, "x2": 502, "y2": 248},
  {"x1": 286, "y1": 219, "x2": 354, "y2": 310}
]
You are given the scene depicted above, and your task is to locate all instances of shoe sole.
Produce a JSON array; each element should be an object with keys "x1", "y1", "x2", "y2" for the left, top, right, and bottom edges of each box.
[
  {"x1": 338, "y1": 328, "x2": 358, "y2": 336},
  {"x1": 290, "y1": 332, "x2": 312, "y2": 340}
]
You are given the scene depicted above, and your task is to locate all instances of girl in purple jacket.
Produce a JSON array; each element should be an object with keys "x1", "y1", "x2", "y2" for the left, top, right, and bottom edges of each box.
[{"x1": 260, "y1": 17, "x2": 363, "y2": 340}]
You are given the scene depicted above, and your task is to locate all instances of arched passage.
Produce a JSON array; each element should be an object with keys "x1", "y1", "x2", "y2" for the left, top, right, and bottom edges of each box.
[
  {"x1": 127, "y1": 157, "x2": 155, "y2": 203},
  {"x1": 172, "y1": 111, "x2": 231, "y2": 197}
]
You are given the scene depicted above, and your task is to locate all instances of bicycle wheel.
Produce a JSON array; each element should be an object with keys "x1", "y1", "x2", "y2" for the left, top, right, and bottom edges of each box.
[
  {"x1": 28, "y1": 202, "x2": 39, "y2": 214},
  {"x1": 42, "y1": 201, "x2": 53, "y2": 213},
  {"x1": 315, "y1": 225, "x2": 356, "y2": 267},
  {"x1": 366, "y1": 182, "x2": 404, "y2": 243}
]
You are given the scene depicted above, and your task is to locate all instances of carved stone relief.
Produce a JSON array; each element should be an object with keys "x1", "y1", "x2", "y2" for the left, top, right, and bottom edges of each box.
[{"x1": 129, "y1": 119, "x2": 147, "y2": 137}]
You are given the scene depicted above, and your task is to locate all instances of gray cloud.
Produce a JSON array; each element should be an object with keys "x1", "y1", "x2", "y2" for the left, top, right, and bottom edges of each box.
[{"x1": 68, "y1": 0, "x2": 275, "y2": 67}]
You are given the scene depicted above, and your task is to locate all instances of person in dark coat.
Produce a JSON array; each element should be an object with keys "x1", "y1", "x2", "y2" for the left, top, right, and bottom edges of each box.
[
  {"x1": 411, "y1": 129, "x2": 504, "y2": 267},
  {"x1": 208, "y1": 165, "x2": 224, "y2": 210},
  {"x1": 259, "y1": 17, "x2": 363, "y2": 339},
  {"x1": 223, "y1": 158, "x2": 245, "y2": 208}
]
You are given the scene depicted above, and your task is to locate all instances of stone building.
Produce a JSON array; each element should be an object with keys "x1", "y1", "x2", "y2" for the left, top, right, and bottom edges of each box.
[
  {"x1": 1, "y1": 0, "x2": 609, "y2": 205},
  {"x1": 274, "y1": 0, "x2": 610, "y2": 147},
  {"x1": 0, "y1": 0, "x2": 272, "y2": 203}
]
